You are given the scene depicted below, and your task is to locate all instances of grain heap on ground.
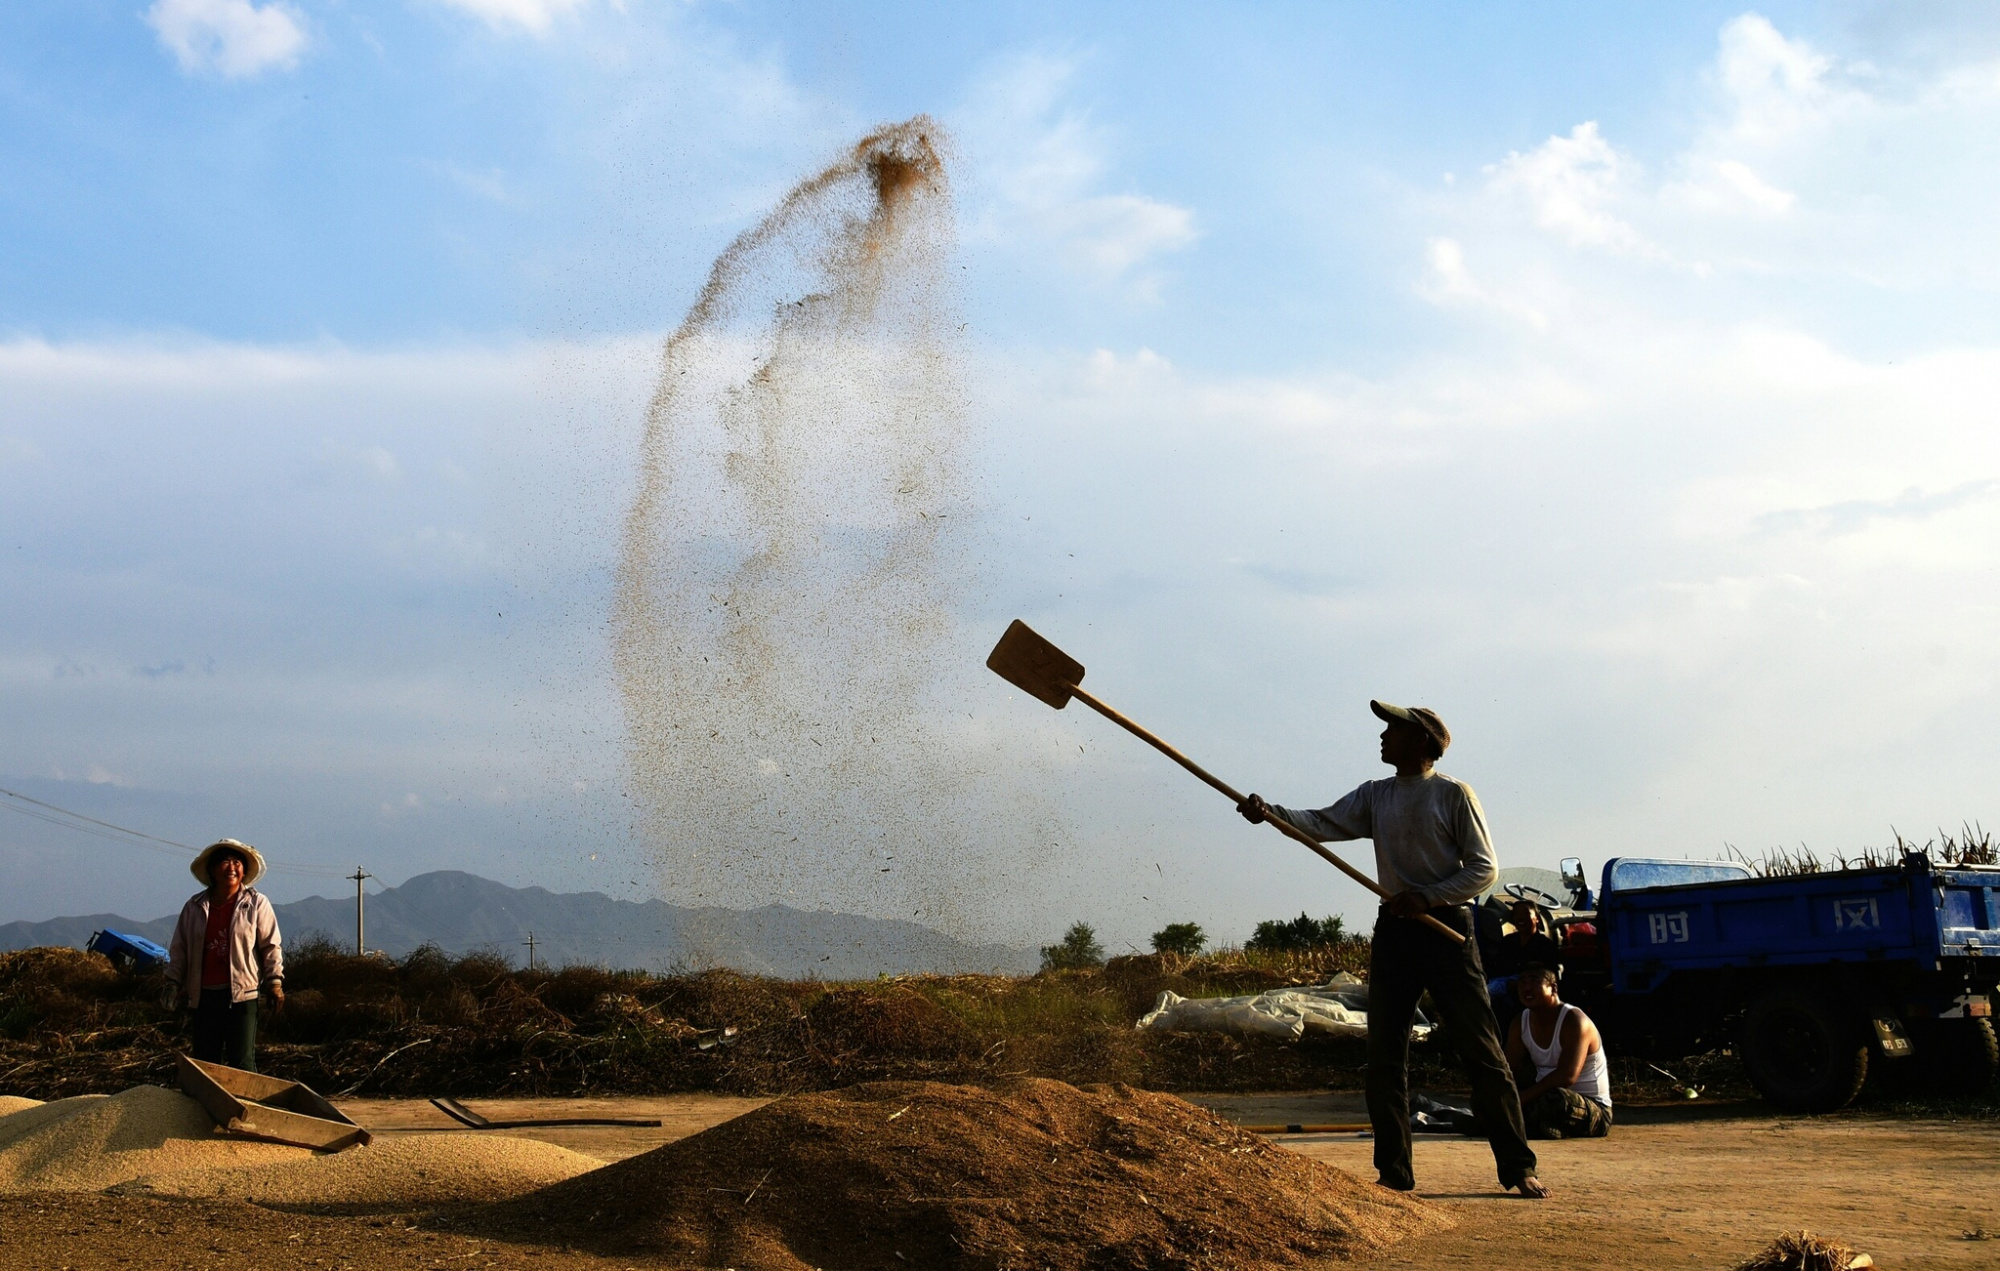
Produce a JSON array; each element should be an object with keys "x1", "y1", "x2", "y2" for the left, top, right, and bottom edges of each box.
[
  {"x1": 0, "y1": 1096, "x2": 42, "y2": 1117},
  {"x1": 495, "y1": 1077, "x2": 1446, "y2": 1270},
  {"x1": 1, "y1": 1086, "x2": 602, "y2": 1209},
  {"x1": 0, "y1": 1086, "x2": 304, "y2": 1193},
  {"x1": 121, "y1": 1132, "x2": 603, "y2": 1209}
]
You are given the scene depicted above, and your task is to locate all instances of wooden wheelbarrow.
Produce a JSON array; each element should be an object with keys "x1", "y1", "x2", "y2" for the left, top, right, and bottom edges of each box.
[{"x1": 176, "y1": 1053, "x2": 371, "y2": 1152}]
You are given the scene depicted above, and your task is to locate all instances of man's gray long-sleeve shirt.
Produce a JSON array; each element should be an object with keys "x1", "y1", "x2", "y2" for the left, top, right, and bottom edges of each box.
[{"x1": 1272, "y1": 772, "x2": 1498, "y2": 908}]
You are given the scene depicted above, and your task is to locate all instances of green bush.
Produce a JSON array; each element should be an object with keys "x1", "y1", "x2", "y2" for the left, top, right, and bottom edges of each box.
[
  {"x1": 1149, "y1": 922, "x2": 1207, "y2": 957},
  {"x1": 1039, "y1": 922, "x2": 1105, "y2": 972},
  {"x1": 1246, "y1": 912, "x2": 1346, "y2": 953}
]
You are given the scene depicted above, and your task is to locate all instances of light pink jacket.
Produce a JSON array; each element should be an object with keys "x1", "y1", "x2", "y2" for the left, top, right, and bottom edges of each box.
[{"x1": 166, "y1": 887, "x2": 284, "y2": 1007}]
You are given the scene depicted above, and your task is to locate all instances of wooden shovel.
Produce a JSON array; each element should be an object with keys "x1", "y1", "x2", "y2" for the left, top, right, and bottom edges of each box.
[{"x1": 985, "y1": 619, "x2": 1464, "y2": 943}]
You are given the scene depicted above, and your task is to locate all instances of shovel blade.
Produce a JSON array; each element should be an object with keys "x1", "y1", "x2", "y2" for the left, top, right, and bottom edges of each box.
[{"x1": 986, "y1": 619, "x2": 1085, "y2": 709}]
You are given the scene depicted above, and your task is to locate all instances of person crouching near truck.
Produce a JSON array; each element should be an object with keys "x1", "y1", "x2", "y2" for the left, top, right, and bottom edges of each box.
[
  {"x1": 1506, "y1": 965, "x2": 1611, "y2": 1139},
  {"x1": 167, "y1": 839, "x2": 284, "y2": 1072}
]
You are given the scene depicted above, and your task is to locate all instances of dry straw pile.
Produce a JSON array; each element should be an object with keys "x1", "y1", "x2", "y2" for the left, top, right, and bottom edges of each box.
[{"x1": 1735, "y1": 1230, "x2": 1872, "y2": 1271}]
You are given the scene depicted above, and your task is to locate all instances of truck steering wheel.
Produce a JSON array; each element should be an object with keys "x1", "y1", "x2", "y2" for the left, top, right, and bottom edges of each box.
[{"x1": 1503, "y1": 882, "x2": 1563, "y2": 909}]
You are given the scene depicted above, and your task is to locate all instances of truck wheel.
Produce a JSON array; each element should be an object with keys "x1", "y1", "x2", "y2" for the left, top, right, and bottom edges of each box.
[
  {"x1": 1741, "y1": 988, "x2": 1869, "y2": 1113},
  {"x1": 1909, "y1": 1018, "x2": 2000, "y2": 1097}
]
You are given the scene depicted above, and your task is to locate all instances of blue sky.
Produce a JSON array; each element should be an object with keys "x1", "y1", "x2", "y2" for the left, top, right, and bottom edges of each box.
[
  {"x1": 3, "y1": 2, "x2": 1810, "y2": 352},
  {"x1": 4, "y1": 2, "x2": 1999, "y2": 952}
]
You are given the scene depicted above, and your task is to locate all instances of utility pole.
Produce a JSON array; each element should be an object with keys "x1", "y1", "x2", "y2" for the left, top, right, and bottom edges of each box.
[
  {"x1": 349, "y1": 868, "x2": 373, "y2": 955},
  {"x1": 522, "y1": 931, "x2": 539, "y2": 970}
]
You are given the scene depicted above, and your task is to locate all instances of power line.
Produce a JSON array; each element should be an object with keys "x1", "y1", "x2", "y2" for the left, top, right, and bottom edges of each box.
[
  {"x1": 0, "y1": 784, "x2": 194, "y2": 850},
  {"x1": 0, "y1": 785, "x2": 357, "y2": 880}
]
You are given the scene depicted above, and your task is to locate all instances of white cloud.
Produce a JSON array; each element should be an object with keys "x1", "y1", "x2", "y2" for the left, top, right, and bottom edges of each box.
[
  {"x1": 360, "y1": 445, "x2": 401, "y2": 481},
  {"x1": 1049, "y1": 194, "x2": 1197, "y2": 279},
  {"x1": 980, "y1": 290, "x2": 2000, "y2": 890},
  {"x1": 145, "y1": 0, "x2": 306, "y2": 79},
  {"x1": 956, "y1": 54, "x2": 1198, "y2": 296},
  {"x1": 1662, "y1": 157, "x2": 1795, "y2": 217},
  {"x1": 1485, "y1": 122, "x2": 1655, "y2": 255},
  {"x1": 304, "y1": 441, "x2": 404, "y2": 488},
  {"x1": 387, "y1": 525, "x2": 501, "y2": 576},
  {"x1": 1713, "y1": 13, "x2": 1848, "y2": 143},
  {"x1": 1419, "y1": 237, "x2": 1547, "y2": 329},
  {"x1": 5, "y1": 298, "x2": 1999, "y2": 939},
  {"x1": 1437, "y1": 13, "x2": 2000, "y2": 301},
  {"x1": 378, "y1": 792, "x2": 424, "y2": 819},
  {"x1": 433, "y1": 0, "x2": 592, "y2": 36}
]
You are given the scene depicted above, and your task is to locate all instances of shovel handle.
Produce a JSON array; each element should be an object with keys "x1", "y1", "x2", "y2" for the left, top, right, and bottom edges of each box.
[{"x1": 1062, "y1": 684, "x2": 1464, "y2": 944}]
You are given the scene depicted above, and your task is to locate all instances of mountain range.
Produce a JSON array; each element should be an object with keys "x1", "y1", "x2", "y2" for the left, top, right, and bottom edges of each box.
[{"x1": 0, "y1": 870, "x2": 1038, "y2": 979}]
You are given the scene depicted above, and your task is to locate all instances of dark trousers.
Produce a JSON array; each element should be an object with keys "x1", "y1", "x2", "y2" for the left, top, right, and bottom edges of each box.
[
  {"x1": 192, "y1": 987, "x2": 259, "y2": 1072},
  {"x1": 1367, "y1": 906, "x2": 1537, "y2": 1190},
  {"x1": 1524, "y1": 1088, "x2": 1612, "y2": 1139}
]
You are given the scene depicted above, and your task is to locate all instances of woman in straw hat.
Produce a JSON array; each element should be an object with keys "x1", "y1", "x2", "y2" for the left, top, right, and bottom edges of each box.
[{"x1": 166, "y1": 839, "x2": 284, "y2": 1072}]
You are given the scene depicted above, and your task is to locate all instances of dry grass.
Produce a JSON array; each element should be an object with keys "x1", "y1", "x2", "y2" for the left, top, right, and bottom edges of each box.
[
  {"x1": 1733, "y1": 1229, "x2": 1863, "y2": 1271},
  {"x1": 0, "y1": 940, "x2": 1403, "y2": 1101},
  {"x1": 1729, "y1": 824, "x2": 1997, "y2": 877}
]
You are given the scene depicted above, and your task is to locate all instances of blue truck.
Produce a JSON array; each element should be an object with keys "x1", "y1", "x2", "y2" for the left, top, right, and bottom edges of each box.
[{"x1": 1535, "y1": 851, "x2": 2000, "y2": 1112}]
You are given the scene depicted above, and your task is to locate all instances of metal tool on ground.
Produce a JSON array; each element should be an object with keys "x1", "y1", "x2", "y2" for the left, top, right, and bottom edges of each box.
[
  {"x1": 986, "y1": 619, "x2": 1464, "y2": 944},
  {"x1": 1647, "y1": 1062, "x2": 1705, "y2": 1099},
  {"x1": 1243, "y1": 1123, "x2": 1372, "y2": 1135},
  {"x1": 176, "y1": 1053, "x2": 371, "y2": 1152},
  {"x1": 429, "y1": 1096, "x2": 663, "y2": 1130}
]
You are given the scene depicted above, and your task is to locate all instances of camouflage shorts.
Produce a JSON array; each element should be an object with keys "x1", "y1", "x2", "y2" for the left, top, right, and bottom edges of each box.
[{"x1": 1523, "y1": 1087, "x2": 1612, "y2": 1139}]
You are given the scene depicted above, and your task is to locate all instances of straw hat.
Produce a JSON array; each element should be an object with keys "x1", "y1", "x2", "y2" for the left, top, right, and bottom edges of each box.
[{"x1": 190, "y1": 839, "x2": 267, "y2": 887}]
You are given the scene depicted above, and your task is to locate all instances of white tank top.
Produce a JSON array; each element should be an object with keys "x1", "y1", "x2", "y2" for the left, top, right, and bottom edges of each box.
[{"x1": 1521, "y1": 1003, "x2": 1611, "y2": 1108}]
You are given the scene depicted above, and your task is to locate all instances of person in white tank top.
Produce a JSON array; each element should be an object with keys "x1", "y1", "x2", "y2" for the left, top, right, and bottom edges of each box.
[{"x1": 1504, "y1": 966, "x2": 1613, "y2": 1139}]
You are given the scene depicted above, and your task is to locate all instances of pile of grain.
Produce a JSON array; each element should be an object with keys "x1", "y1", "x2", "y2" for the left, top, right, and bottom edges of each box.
[
  {"x1": 495, "y1": 1078, "x2": 1446, "y2": 1270},
  {"x1": 0, "y1": 1086, "x2": 305, "y2": 1193},
  {"x1": 0, "y1": 1096, "x2": 43, "y2": 1118},
  {"x1": 122, "y1": 1133, "x2": 604, "y2": 1210}
]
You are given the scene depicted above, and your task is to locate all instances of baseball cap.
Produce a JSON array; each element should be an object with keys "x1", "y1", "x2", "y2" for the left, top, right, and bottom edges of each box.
[{"x1": 1370, "y1": 699, "x2": 1451, "y2": 754}]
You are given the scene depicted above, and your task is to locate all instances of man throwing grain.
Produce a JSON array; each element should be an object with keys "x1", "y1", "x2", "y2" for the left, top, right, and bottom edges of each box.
[{"x1": 1238, "y1": 701, "x2": 1546, "y2": 1198}]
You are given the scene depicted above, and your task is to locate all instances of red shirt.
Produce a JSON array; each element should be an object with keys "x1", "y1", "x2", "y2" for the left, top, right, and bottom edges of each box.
[{"x1": 201, "y1": 893, "x2": 239, "y2": 989}]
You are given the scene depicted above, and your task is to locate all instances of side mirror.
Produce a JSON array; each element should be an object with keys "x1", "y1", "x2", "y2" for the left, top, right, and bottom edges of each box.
[{"x1": 1560, "y1": 857, "x2": 1586, "y2": 893}]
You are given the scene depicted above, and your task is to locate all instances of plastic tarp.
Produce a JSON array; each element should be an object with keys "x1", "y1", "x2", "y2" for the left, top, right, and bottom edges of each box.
[{"x1": 1135, "y1": 972, "x2": 1432, "y2": 1042}]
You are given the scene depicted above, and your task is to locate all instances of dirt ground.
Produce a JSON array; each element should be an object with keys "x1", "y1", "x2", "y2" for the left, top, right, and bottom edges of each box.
[
  {"x1": 1290, "y1": 1110, "x2": 2000, "y2": 1269},
  {"x1": 0, "y1": 1093, "x2": 1995, "y2": 1269}
]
